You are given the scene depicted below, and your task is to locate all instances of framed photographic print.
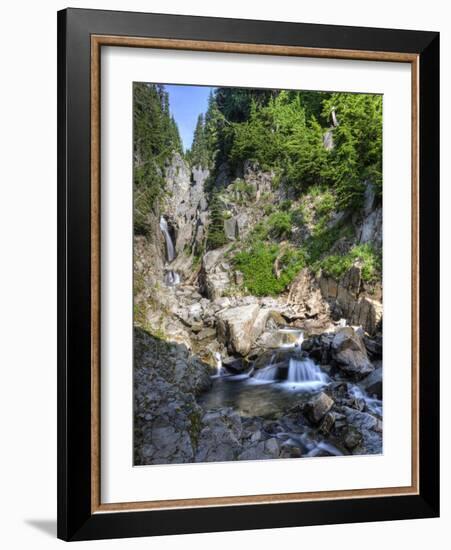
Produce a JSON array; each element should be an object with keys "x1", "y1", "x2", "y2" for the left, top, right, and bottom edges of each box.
[{"x1": 57, "y1": 8, "x2": 439, "y2": 541}]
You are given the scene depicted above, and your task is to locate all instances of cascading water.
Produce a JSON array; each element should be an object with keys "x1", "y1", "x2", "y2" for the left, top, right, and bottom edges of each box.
[
  {"x1": 165, "y1": 271, "x2": 180, "y2": 285},
  {"x1": 213, "y1": 352, "x2": 224, "y2": 377},
  {"x1": 160, "y1": 216, "x2": 175, "y2": 262},
  {"x1": 286, "y1": 357, "x2": 328, "y2": 389},
  {"x1": 160, "y1": 215, "x2": 180, "y2": 286},
  {"x1": 252, "y1": 355, "x2": 328, "y2": 391}
]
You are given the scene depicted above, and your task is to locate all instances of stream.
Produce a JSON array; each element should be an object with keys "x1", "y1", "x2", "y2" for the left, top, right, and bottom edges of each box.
[{"x1": 199, "y1": 327, "x2": 382, "y2": 457}]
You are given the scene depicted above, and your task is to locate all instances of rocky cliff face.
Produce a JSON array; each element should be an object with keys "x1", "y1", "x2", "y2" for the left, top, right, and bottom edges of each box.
[{"x1": 162, "y1": 153, "x2": 210, "y2": 259}]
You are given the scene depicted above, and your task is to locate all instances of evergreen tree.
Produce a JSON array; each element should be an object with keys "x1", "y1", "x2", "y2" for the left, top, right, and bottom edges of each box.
[
  {"x1": 206, "y1": 192, "x2": 226, "y2": 249},
  {"x1": 133, "y1": 83, "x2": 183, "y2": 234},
  {"x1": 189, "y1": 113, "x2": 210, "y2": 168}
]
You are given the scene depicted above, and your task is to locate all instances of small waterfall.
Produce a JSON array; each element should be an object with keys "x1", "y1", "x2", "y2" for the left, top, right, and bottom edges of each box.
[
  {"x1": 286, "y1": 357, "x2": 328, "y2": 389},
  {"x1": 160, "y1": 216, "x2": 175, "y2": 262},
  {"x1": 160, "y1": 216, "x2": 180, "y2": 286},
  {"x1": 251, "y1": 356, "x2": 328, "y2": 391},
  {"x1": 164, "y1": 271, "x2": 180, "y2": 286},
  {"x1": 214, "y1": 352, "x2": 224, "y2": 377},
  {"x1": 252, "y1": 364, "x2": 280, "y2": 383}
]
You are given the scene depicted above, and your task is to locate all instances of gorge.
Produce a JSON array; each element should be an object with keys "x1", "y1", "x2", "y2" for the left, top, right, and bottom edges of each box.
[{"x1": 133, "y1": 83, "x2": 383, "y2": 465}]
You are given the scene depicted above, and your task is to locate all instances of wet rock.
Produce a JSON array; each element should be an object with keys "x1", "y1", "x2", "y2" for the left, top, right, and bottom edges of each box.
[
  {"x1": 344, "y1": 427, "x2": 363, "y2": 450},
  {"x1": 279, "y1": 443, "x2": 302, "y2": 459},
  {"x1": 319, "y1": 412, "x2": 336, "y2": 435},
  {"x1": 304, "y1": 392, "x2": 334, "y2": 424},
  {"x1": 222, "y1": 356, "x2": 248, "y2": 374},
  {"x1": 361, "y1": 367, "x2": 383, "y2": 399},
  {"x1": 363, "y1": 334, "x2": 383, "y2": 359},
  {"x1": 331, "y1": 327, "x2": 373, "y2": 377},
  {"x1": 342, "y1": 406, "x2": 382, "y2": 454},
  {"x1": 216, "y1": 304, "x2": 260, "y2": 356}
]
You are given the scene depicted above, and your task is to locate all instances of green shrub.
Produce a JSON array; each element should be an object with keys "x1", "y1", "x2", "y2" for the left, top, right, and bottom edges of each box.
[
  {"x1": 233, "y1": 243, "x2": 304, "y2": 296},
  {"x1": 319, "y1": 243, "x2": 381, "y2": 282},
  {"x1": 267, "y1": 211, "x2": 292, "y2": 239},
  {"x1": 315, "y1": 190, "x2": 336, "y2": 217},
  {"x1": 280, "y1": 199, "x2": 293, "y2": 212},
  {"x1": 263, "y1": 204, "x2": 274, "y2": 216}
]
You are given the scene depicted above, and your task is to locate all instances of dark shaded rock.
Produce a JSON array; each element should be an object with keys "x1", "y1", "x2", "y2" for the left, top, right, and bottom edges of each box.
[
  {"x1": 363, "y1": 334, "x2": 383, "y2": 359},
  {"x1": 331, "y1": 327, "x2": 373, "y2": 377},
  {"x1": 361, "y1": 367, "x2": 383, "y2": 399},
  {"x1": 319, "y1": 412, "x2": 336, "y2": 435},
  {"x1": 344, "y1": 427, "x2": 363, "y2": 450}
]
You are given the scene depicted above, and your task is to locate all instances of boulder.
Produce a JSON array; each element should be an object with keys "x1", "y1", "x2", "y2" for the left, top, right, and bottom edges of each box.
[
  {"x1": 342, "y1": 406, "x2": 382, "y2": 454},
  {"x1": 360, "y1": 367, "x2": 383, "y2": 399},
  {"x1": 304, "y1": 392, "x2": 334, "y2": 424},
  {"x1": 199, "y1": 246, "x2": 232, "y2": 300},
  {"x1": 216, "y1": 304, "x2": 260, "y2": 356},
  {"x1": 331, "y1": 327, "x2": 374, "y2": 377}
]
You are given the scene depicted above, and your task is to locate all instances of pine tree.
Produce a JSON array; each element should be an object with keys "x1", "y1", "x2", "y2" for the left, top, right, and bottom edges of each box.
[
  {"x1": 133, "y1": 83, "x2": 184, "y2": 234},
  {"x1": 206, "y1": 192, "x2": 226, "y2": 249}
]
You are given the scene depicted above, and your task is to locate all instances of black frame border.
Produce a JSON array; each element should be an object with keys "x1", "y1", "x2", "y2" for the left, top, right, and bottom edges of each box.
[{"x1": 57, "y1": 8, "x2": 439, "y2": 541}]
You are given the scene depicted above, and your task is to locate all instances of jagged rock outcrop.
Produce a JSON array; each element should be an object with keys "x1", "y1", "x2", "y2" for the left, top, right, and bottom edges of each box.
[
  {"x1": 331, "y1": 327, "x2": 374, "y2": 377},
  {"x1": 319, "y1": 264, "x2": 382, "y2": 335},
  {"x1": 288, "y1": 268, "x2": 330, "y2": 322},
  {"x1": 162, "y1": 154, "x2": 210, "y2": 256},
  {"x1": 358, "y1": 182, "x2": 382, "y2": 249},
  {"x1": 133, "y1": 329, "x2": 212, "y2": 465}
]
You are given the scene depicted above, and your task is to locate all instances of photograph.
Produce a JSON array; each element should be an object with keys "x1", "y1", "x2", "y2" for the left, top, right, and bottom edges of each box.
[{"x1": 133, "y1": 83, "x2": 383, "y2": 466}]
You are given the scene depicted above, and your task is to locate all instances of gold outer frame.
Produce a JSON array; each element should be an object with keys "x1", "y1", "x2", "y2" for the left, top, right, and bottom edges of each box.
[{"x1": 90, "y1": 35, "x2": 419, "y2": 514}]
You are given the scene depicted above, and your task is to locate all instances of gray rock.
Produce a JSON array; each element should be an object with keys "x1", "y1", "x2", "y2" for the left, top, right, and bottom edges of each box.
[
  {"x1": 216, "y1": 304, "x2": 260, "y2": 356},
  {"x1": 304, "y1": 392, "x2": 334, "y2": 424},
  {"x1": 195, "y1": 409, "x2": 243, "y2": 463},
  {"x1": 224, "y1": 217, "x2": 238, "y2": 240}
]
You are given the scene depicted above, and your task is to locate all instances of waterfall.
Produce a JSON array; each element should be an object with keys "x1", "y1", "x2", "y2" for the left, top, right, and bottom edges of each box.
[
  {"x1": 160, "y1": 216, "x2": 180, "y2": 286},
  {"x1": 286, "y1": 357, "x2": 328, "y2": 388},
  {"x1": 160, "y1": 216, "x2": 175, "y2": 262},
  {"x1": 251, "y1": 356, "x2": 328, "y2": 391},
  {"x1": 165, "y1": 271, "x2": 180, "y2": 286},
  {"x1": 214, "y1": 352, "x2": 224, "y2": 377}
]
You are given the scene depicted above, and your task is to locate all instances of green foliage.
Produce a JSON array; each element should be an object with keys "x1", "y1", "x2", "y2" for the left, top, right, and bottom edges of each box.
[
  {"x1": 206, "y1": 192, "x2": 227, "y2": 249},
  {"x1": 322, "y1": 93, "x2": 382, "y2": 209},
  {"x1": 233, "y1": 243, "x2": 305, "y2": 296},
  {"x1": 280, "y1": 199, "x2": 292, "y2": 212},
  {"x1": 319, "y1": 243, "x2": 381, "y2": 282},
  {"x1": 314, "y1": 189, "x2": 336, "y2": 217},
  {"x1": 266, "y1": 211, "x2": 292, "y2": 239},
  {"x1": 230, "y1": 179, "x2": 256, "y2": 204},
  {"x1": 133, "y1": 83, "x2": 183, "y2": 234},
  {"x1": 187, "y1": 114, "x2": 210, "y2": 168}
]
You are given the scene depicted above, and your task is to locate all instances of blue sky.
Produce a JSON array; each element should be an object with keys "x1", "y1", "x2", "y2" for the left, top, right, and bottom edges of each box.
[{"x1": 165, "y1": 85, "x2": 215, "y2": 151}]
